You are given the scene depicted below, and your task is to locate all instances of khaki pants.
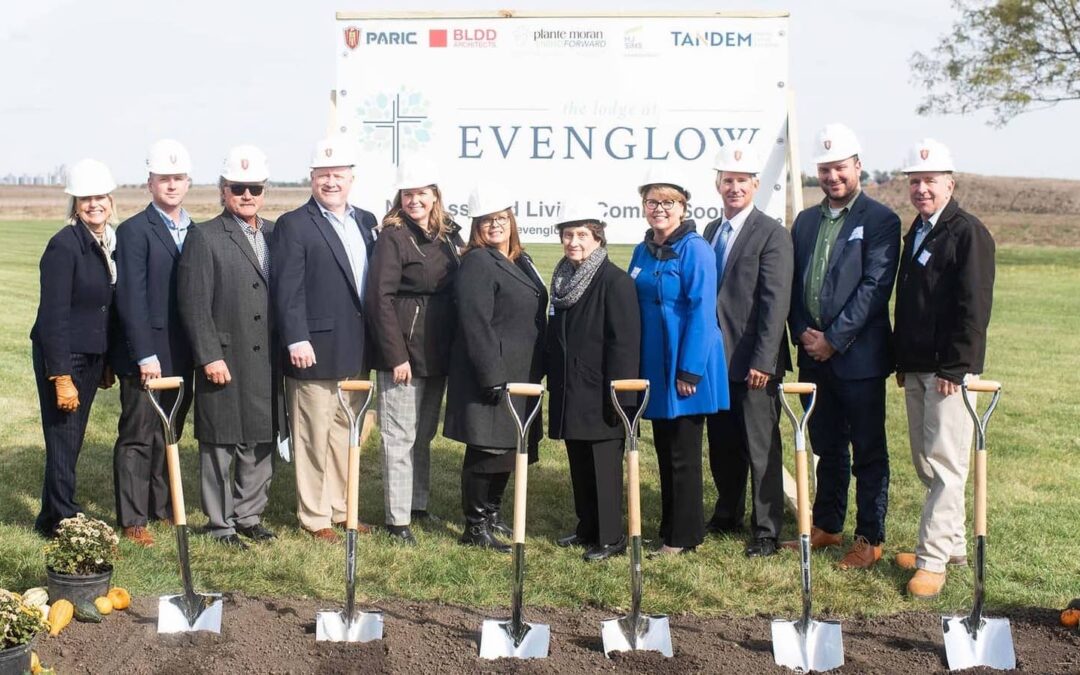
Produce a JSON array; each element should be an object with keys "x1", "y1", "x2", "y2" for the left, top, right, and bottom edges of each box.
[
  {"x1": 287, "y1": 376, "x2": 365, "y2": 531},
  {"x1": 904, "y1": 372, "x2": 977, "y2": 573}
]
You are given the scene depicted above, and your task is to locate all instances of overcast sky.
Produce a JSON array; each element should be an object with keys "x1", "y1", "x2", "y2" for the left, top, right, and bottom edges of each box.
[{"x1": 2, "y1": 0, "x2": 1077, "y2": 183}]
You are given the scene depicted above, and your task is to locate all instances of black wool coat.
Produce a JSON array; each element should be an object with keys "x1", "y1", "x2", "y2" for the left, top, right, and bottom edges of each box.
[
  {"x1": 443, "y1": 247, "x2": 547, "y2": 453},
  {"x1": 546, "y1": 258, "x2": 641, "y2": 441}
]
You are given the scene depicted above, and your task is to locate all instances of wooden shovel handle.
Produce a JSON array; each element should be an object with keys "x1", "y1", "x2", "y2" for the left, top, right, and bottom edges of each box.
[
  {"x1": 974, "y1": 448, "x2": 987, "y2": 538},
  {"x1": 146, "y1": 376, "x2": 184, "y2": 391},
  {"x1": 611, "y1": 379, "x2": 649, "y2": 392},
  {"x1": 346, "y1": 445, "x2": 361, "y2": 530},
  {"x1": 506, "y1": 382, "x2": 543, "y2": 397},
  {"x1": 782, "y1": 382, "x2": 815, "y2": 395},
  {"x1": 338, "y1": 379, "x2": 373, "y2": 392},
  {"x1": 512, "y1": 452, "x2": 529, "y2": 544},
  {"x1": 965, "y1": 379, "x2": 1001, "y2": 394},
  {"x1": 794, "y1": 445, "x2": 811, "y2": 535},
  {"x1": 165, "y1": 443, "x2": 187, "y2": 526},
  {"x1": 627, "y1": 450, "x2": 641, "y2": 538}
]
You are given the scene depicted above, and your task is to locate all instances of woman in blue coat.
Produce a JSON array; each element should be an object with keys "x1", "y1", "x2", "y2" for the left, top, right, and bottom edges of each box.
[{"x1": 629, "y1": 171, "x2": 729, "y2": 555}]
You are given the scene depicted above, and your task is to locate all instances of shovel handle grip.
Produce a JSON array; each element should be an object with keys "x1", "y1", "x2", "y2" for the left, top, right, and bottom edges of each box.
[
  {"x1": 782, "y1": 382, "x2": 815, "y2": 395},
  {"x1": 146, "y1": 376, "x2": 184, "y2": 391},
  {"x1": 506, "y1": 382, "x2": 543, "y2": 397},
  {"x1": 512, "y1": 452, "x2": 529, "y2": 544},
  {"x1": 346, "y1": 445, "x2": 361, "y2": 530},
  {"x1": 794, "y1": 444, "x2": 811, "y2": 535},
  {"x1": 974, "y1": 447, "x2": 987, "y2": 538},
  {"x1": 611, "y1": 378, "x2": 649, "y2": 392},
  {"x1": 965, "y1": 379, "x2": 1001, "y2": 394},
  {"x1": 165, "y1": 443, "x2": 187, "y2": 526},
  {"x1": 338, "y1": 379, "x2": 373, "y2": 392},
  {"x1": 627, "y1": 449, "x2": 641, "y2": 538}
]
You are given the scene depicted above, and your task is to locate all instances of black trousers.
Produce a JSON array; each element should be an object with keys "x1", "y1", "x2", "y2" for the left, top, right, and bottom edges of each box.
[
  {"x1": 651, "y1": 415, "x2": 706, "y2": 548},
  {"x1": 112, "y1": 374, "x2": 192, "y2": 527},
  {"x1": 707, "y1": 381, "x2": 785, "y2": 539},
  {"x1": 801, "y1": 368, "x2": 889, "y2": 545},
  {"x1": 565, "y1": 438, "x2": 624, "y2": 545},
  {"x1": 32, "y1": 344, "x2": 105, "y2": 536},
  {"x1": 460, "y1": 445, "x2": 511, "y2": 525}
]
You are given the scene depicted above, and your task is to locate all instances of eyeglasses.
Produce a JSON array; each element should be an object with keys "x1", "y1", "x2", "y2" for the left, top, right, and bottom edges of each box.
[
  {"x1": 643, "y1": 199, "x2": 678, "y2": 211},
  {"x1": 480, "y1": 215, "x2": 511, "y2": 229},
  {"x1": 227, "y1": 184, "x2": 265, "y2": 196}
]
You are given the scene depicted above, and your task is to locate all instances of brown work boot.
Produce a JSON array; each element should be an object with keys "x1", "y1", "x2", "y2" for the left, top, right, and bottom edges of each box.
[
  {"x1": 308, "y1": 527, "x2": 341, "y2": 543},
  {"x1": 122, "y1": 525, "x2": 155, "y2": 547},
  {"x1": 837, "y1": 536, "x2": 882, "y2": 570},
  {"x1": 895, "y1": 552, "x2": 967, "y2": 570},
  {"x1": 907, "y1": 569, "x2": 947, "y2": 598},
  {"x1": 781, "y1": 526, "x2": 843, "y2": 551}
]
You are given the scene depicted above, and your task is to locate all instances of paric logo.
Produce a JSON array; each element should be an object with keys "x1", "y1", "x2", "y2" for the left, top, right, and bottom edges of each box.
[
  {"x1": 343, "y1": 26, "x2": 360, "y2": 50},
  {"x1": 671, "y1": 30, "x2": 753, "y2": 47},
  {"x1": 530, "y1": 27, "x2": 607, "y2": 49},
  {"x1": 363, "y1": 30, "x2": 419, "y2": 46}
]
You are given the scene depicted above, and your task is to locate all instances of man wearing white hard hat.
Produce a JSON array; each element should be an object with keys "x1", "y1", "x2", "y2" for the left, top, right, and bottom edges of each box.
[
  {"x1": 701, "y1": 140, "x2": 793, "y2": 558},
  {"x1": 111, "y1": 139, "x2": 196, "y2": 547},
  {"x1": 271, "y1": 136, "x2": 378, "y2": 542},
  {"x1": 177, "y1": 145, "x2": 282, "y2": 549},
  {"x1": 785, "y1": 123, "x2": 901, "y2": 570},
  {"x1": 892, "y1": 139, "x2": 995, "y2": 598},
  {"x1": 31, "y1": 159, "x2": 118, "y2": 536}
]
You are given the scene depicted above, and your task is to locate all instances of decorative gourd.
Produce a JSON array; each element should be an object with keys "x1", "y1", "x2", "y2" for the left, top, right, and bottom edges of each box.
[
  {"x1": 73, "y1": 599, "x2": 103, "y2": 623},
  {"x1": 22, "y1": 587, "x2": 49, "y2": 608},
  {"x1": 93, "y1": 596, "x2": 113, "y2": 615},
  {"x1": 48, "y1": 600, "x2": 74, "y2": 636},
  {"x1": 106, "y1": 587, "x2": 131, "y2": 610},
  {"x1": 1061, "y1": 598, "x2": 1080, "y2": 628}
]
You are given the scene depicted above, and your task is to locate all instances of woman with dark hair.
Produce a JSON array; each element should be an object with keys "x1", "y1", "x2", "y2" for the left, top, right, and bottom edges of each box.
[
  {"x1": 629, "y1": 170, "x2": 729, "y2": 557},
  {"x1": 365, "y1": 159, "x2": 464, "y2": 545},
  {"x1": 443, "y1": 181, "x2": 547, "y2": 551},
  {"x1": 546, "y1": 205, "x2": 641, "y2": 561},
  {"x1": 31, "y1": 159, "x2": 119, "y2": 536}
]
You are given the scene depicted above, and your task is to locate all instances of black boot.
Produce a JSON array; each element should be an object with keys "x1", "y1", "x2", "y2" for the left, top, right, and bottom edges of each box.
[
  {"x1": 460, "y1": 468, "x2": 510, "y2": 552},
  {"x1": 485, "y1": 471, "x2": 513, "y2": 538}
]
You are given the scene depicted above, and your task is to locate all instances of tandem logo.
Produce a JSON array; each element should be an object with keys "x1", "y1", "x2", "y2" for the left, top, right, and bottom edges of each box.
[
  {"x1": 365, "y1": 31, "x2": 419, "y2": 46},
  {"x1": 671, "y1": 31, "x2": 753, "y2": 47}
]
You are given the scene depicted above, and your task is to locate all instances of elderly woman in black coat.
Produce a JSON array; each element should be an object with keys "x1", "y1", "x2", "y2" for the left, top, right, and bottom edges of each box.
[
  {"x1": 546, "y1": 205, "x2": 641, "y2": 562},
  {"x1": 443, "y1": 182, "x2": 547, "y2": 551}
]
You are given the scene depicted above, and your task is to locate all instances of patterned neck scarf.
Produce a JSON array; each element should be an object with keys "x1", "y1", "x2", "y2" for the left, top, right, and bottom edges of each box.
[{"x1": 550, "y1": 246, "x2": 607, "y2": 309}]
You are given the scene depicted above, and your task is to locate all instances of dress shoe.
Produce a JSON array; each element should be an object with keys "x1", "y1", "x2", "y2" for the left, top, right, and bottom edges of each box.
[
  {"x1": 907, "y1": 569, "x2": 947, "y2": 599},
  {"x1": 459, "y1": 522, "x2": 511, "y2": 553},
  {"x1": 214, "y1": 533, "x2": 250, "y2": 550},
  {"x1": 557, "y1": 532, "x2": 589, "y2": 548},
  {"x1": 837, "y1": 536, "x2": 883, "y2": 570},
  {"x1": 705, "y1": 519, "x2": 745, "y2": 536},
  {"x1": 894, "y1": 551, "x2": 967, "y2": 570},
  {"x1": 236, "y1": 523, "x2": 277, "y2": 542},
  {"x1": 332, "y1": 520, "x2": 372, "y2": 534},
  {"x1": 647, "y1": 544, "x2": 696, "y2": 559},
  {"x1": 487, "y1": 511, "x2": 512, "y2": 538},
  {"x1": 583, "y1": 536, "x2": 627, "y2": 562},
  {"x1": 745, "y1": 537, "x2": 779, "y2": 558},
  {"x1": 308, "y1": 527, "x2": 341, "y2": 543},
  {"x1": 781, "y1": 526, "x2": 844, "y2": 551},
  {"x1": 386, "y1": 525, "x2": 417, "y2": 546},
  {"x1": 123, "y1": 525, "x2": 155, "y2": 547}
]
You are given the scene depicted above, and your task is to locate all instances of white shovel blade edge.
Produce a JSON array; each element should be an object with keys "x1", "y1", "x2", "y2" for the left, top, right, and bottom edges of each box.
[
  {"x1": 315, "y1": 610, "x2": 384, "y2": 642},
  {"x1": 942, "y1": 616, "x2": 1016, "y2": 671},
  {"x1": 771, "y1": 618, "x2": 844, "y2": 672},
  {"x1": 478, "y1": 619, "x2": 550, "y2": 660},
  {"x1": 600, "y1": 616, "x2": 673, "y2": 658},
  {"x1": 157, "y1": 594, "x2": 223, "y2": 634}
]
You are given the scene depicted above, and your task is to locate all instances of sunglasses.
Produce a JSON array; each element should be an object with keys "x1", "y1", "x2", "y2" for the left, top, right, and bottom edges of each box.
[{"x1": 227, "y1": 184, "x2": 265, "y2": 196}]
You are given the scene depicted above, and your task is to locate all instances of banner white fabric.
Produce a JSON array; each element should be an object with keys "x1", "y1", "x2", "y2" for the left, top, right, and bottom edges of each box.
[{"x1": 335, "y1": 13, "x2": 790, "y2": 243}]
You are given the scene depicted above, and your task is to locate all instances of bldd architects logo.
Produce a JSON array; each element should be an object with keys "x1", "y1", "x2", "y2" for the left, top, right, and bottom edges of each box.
[
  {"x1": 671, "y1": 30, "x2": 753, "y2": 47},
  {"x1": 431, "y1": 27, "x2": 497, "y2": 48},
  {"x1": 524, "y1": 26, "x2": 607, "y2": 48},
  {"x1": 357, "y1": 88, "x2": 432, "y2": 166}
]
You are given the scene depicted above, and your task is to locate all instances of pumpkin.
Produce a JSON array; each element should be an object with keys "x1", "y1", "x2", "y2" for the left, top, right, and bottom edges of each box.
[
  {"x1": 22, "y1": 587, "x2": 49, "y2": 608},
  {"x1": 73, "y1": 599, "x2": 102, "y2": 623},
  {"x1": 1061, "y1": 598, "x2": 1080, "y2": 628},
  {"x1": 93, "y1": 596, "x2": 113, "y2": 615},
  {"x1": 48, "y1": 599, "x2": 73, "y2": 636},
  {"x1": 106, "y1": 587, "x2": 131, "y2": 610}
]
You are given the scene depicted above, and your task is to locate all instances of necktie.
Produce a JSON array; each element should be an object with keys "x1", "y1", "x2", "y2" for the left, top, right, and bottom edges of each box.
[
  {"x1": 913, "y1": 220, "x2": 931, "y2": 255},
  {"x1": 714, "y1": 221, "x2": 733, "y2": 288}
]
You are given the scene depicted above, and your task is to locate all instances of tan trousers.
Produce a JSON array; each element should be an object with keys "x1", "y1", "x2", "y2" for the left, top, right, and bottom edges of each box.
[
  {"x1": 904, "y1": 372, "x2": 977, "y2": 573},
  {"x1": 287, "y1": 376, "x2": 364, "y2": 531}
]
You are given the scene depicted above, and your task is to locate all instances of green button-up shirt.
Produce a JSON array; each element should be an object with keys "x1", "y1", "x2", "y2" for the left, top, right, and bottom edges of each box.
[{"x1": 804, "y1": 189, "x2": 860, "y2": 326}]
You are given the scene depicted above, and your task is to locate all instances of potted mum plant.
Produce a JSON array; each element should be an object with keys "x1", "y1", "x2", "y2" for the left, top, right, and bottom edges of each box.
[
  {"x1": 0, "y1": 589, "x2": 48, "y2": 675},
  {"x1": 43, "y1": 514, "x2": 119, "y2": 606}
]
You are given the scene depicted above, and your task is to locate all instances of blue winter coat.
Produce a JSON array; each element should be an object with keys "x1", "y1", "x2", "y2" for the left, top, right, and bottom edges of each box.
[{"x1": 629, "y1": 221, "x2": 729, "y2": 419}]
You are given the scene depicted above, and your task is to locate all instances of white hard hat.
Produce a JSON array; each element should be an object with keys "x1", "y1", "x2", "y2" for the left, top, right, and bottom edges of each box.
[
  {"x1": 221, "y1": 145, "x2": 269, "y2": 182},
  {"x1": 395, "y1": 158, "x2": 440, "y2": 192},
  {"x1": 65, "y1": 158, "x2": 117, "y2": 197},
  {"x1": 812, "y1": 123, "x2": 862, "y2": 164},
  {"x1": 902, "y1": 138, "x2": 956, "y2": 173},
  {"x1": 554, "y1": 202, "x2": 602, "y2": 227},
  {"x1": 468, "y1": 180, "x2": 514, "y2": 219},
  {"x1": 146, "y1": 139, "x2": 192, "y2": 175},
  {"x1": 637, "y1": 165, "x2": 691, "y2": 201},
  {"x1": 310, "y1": 136, "x2": 357, "y2": 169},
  {"x1": 713, "y1": 140, "x2": 761, "y2": 174}
]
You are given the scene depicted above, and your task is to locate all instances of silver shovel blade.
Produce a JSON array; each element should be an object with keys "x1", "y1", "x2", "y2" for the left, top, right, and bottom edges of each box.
[
  {"x1": 601, "y1": 614, "x2": 673, "y2": 657},
  {"x1": 771, "y1": 618, "x2": 844, "y2": 672},
  {"x1": 942, "y1": 615, "x2": 1016, "y2": 671},
  {"x1": 315, "y1": 609, "x2": 384, "y2": 642},
  {"x1": 157, "y1": 593, "x2": 223, "y2": 633},
  {"x1": 479, "y1": 619, "x2": 550, "y2": 659}
]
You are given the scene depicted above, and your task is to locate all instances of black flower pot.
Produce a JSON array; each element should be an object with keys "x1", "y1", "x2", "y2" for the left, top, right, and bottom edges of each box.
[
  {"x1": 46, "y1": 566, "x2": 113, "y2": 606},
  {"x1": 0, "y1": 638, "x2": 34, "y2": 675}
]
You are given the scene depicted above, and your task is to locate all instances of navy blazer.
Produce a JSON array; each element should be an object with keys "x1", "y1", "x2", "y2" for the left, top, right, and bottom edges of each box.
[
  {"x1": 271, "y1": 197, "x2": 377, "y2": 380},
  {"x1": 788, "y1": 191, "x2": 900, "y2": 380},
  {"x1": 30, "y1": 222, "x2": 114, "y2": 377},
  {"x1": 112, "y1": 204, "x2": 194, "y2": 376}
]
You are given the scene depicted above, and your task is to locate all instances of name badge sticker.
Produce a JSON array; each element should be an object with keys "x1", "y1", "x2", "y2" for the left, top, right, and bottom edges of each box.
[
  {"x1": 917, "y1": 250, "x2": 932, "y2": 266},
  {"x1": 630, "y1": 266, "x2": 642, "y2": 279},
  {"x1": 548, "y1": 304, "x2": 555, "y2": 317},
  {"x1": 848, "y1": 226, "x2": 864, "y2": 241}
]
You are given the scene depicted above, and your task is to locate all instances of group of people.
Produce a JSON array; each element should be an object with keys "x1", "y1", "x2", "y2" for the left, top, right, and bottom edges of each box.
[{"x1": 31, "y1": 121, "x2": 995, "y2": 599}]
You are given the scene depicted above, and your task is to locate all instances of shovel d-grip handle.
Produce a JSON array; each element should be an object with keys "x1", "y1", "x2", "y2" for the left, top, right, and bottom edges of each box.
[
  {"x1": 779, "y1": 383, "x2": 817, "y2": 537},
  {"x1": 146, "y1": 376, "x2": 184, "y2": 390},
  {"x1": 962, "y1": 379, "x2": 1001, "y2": 539},
  {"x1": 610, "y1": 380, "x2": 650, "y2": 538},
  {"x1": 337, "y1": 380, "x2": 376, "y2": 532},
  {"x1": 504, "y1": 383, "x2": 544, "y2": 545}
]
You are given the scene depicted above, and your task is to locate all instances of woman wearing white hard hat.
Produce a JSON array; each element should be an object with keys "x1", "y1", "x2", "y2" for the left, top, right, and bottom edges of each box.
[
  {"x1": 629, "y1": 169, "x2": 729, "y2": 556},
  {"x1": 30, "y1": 158, "x2": 119, "y2": 536},
  {"x1": 363, "y1": 159, "x2": 465, "y2": 545},
  {"x1": 545, "y1": 203, "x2": 640, "y2": 561},
  {"x1": 443, "y1": 181, "x2": 547, "y2": 551}
]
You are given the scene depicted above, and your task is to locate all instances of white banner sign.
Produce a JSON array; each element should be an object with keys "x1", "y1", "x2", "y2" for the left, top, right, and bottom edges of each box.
[{"x1": 334, "y1": 12, "x2": 790, "y2": 243}]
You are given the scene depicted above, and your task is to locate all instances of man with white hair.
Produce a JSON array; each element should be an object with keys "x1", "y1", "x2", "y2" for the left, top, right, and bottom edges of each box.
[
  {"x1": 701, "y1": 140, "x2": 793, "y2": 558},
  {"x1": 785, "y1": 123, "x2": 901, "y2": 570},
  {"x1": 271, "y1": 137, "x2": 378, "y2": 542},
  {"x1": 111, "y1": 139, "x2": 196, "y2": 547},
  {"x1": 892, "y1": 139, "x2": 995, "y2": 598}
]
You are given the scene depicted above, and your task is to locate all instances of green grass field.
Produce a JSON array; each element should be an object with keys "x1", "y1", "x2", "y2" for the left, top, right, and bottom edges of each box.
[{"x1": 1, "y1": 219, "x2": 1078, "y2": 619}]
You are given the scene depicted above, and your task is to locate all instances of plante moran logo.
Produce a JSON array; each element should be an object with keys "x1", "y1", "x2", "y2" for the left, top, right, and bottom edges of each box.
[
  {"x1": 344, "y1": 26, "x2": 360, "y2": 50},
  {"x1": 357, "y1": 88, "x2": 433, "y2": 166},
  {"x1": 671, "y1": 30, "x2": 753, "y2": 47},
  {"x1": 518, "y1": 26, "x2": 607, "y2": 49}
]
